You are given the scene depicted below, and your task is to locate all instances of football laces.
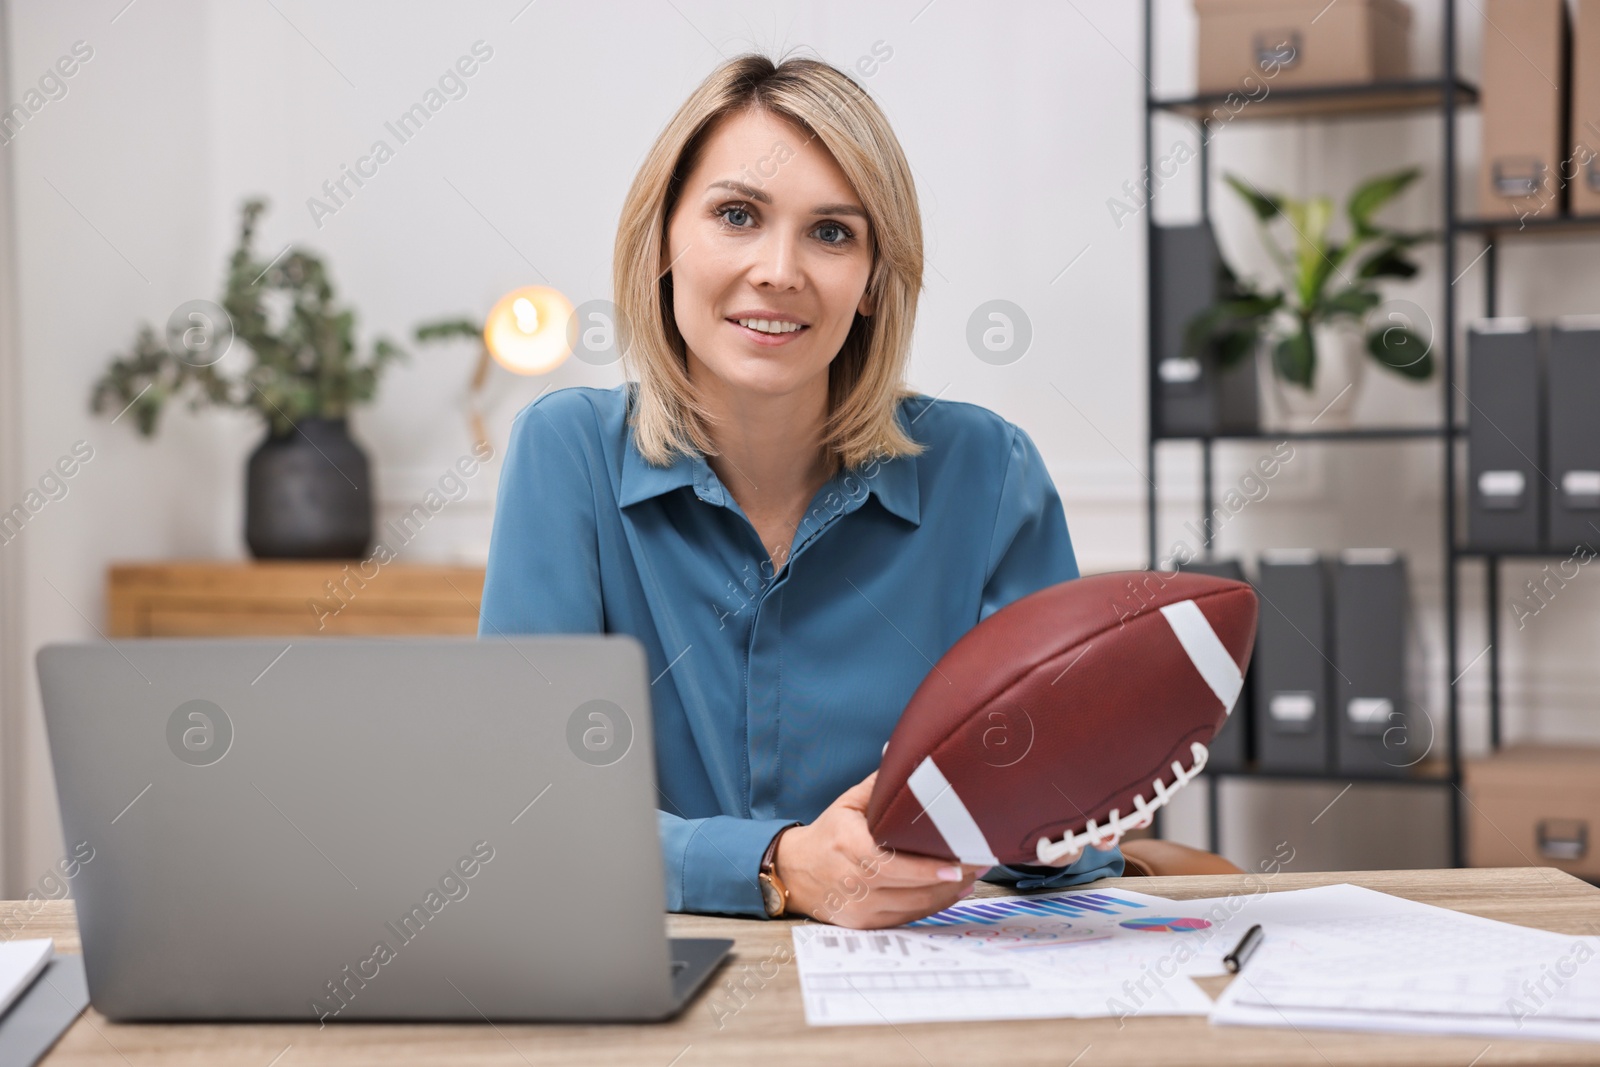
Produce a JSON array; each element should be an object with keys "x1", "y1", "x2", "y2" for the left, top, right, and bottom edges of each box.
[{"x1": 1034, "y1": 740, "x2": 1210, "y2": 864}]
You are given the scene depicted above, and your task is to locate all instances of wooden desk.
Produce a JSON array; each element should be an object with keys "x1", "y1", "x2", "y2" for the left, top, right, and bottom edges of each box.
[
  {"x1": 106, "y1": 561, "x2": 485, "y2": 637},
  {"x1": 15, "y1": 867, "x2": 1600, "y2": 1065}
]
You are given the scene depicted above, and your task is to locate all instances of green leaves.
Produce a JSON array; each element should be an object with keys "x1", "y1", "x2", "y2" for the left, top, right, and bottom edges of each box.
[
  {"x1": 1184, "y1": 292, "x2": 1282, "y2": 370},
  {"x1": 1368, "y1": 322, "x2": 1434, "y2": 379},
  {"x1": 1322, "y1": 286, "x2": 1381, "y2": 319},
  {"x1": 89, "y1": 324, "x2": 224, "y2": 438},
  {"x1": 1225, "y1": 174, "x2": 1283, "y2": 221},
  {"x1": 1286, "y1": 196, "x2": 1334, "y2": 310},
  {"x1": 414, "y1": 318, "x2": 483, "y2": 344},
  {"x1": 1210, "y1": 168, "x2": 1435, "y2": 384},
  {"x1": 1272, "y1": 323, "x2": 1317, "y2": 388},
  {"x1": 1347, "y1": 167, "x2": 1420, "y2": 239},
  {"x1": 93, "y1": 198, "x2": 407, "y2": 439},
  {"x1": 1355, "y1": 244, "x2": 1419, "y2": 280},
  {"x1": 219, "y1": 202, "x2": 396, "y2": 423}
]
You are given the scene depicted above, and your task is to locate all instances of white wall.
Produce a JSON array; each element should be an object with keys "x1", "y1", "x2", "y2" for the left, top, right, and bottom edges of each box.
[{"x1": 1, "y1": 0, "x2": 1595, "y2": 892}]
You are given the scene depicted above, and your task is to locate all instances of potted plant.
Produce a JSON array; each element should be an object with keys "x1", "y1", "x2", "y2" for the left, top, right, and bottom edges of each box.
[
  {"x1": 1186, "y1": 168, "x2": 1435, "y2": 427},
  {"x1": 91, "y1": 198, "x2": 405, "y2": 558}
]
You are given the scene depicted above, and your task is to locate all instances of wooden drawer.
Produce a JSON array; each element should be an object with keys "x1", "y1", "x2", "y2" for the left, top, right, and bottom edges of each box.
[{"x1": 107, "y1": 561, "x2": 485, "y2": 637}]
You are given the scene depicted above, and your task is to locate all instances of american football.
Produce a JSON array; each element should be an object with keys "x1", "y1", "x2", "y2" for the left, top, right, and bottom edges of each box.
[{"x1": 866, "y1": 570, "x2": 1258, "y2": 867}]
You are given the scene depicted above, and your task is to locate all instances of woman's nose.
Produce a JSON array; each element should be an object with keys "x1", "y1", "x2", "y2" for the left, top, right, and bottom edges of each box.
[{"x1": 747, "y1": 229, "x2": 803, "y2": 290}]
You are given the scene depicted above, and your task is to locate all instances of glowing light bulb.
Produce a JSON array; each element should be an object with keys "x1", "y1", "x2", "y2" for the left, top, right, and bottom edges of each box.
[
  {"x1": 483, "y1": 286, "x2": 574, "y2": 375},
  {"x1": 512, "y1": 297, "x2": 539, "y2": 334}
]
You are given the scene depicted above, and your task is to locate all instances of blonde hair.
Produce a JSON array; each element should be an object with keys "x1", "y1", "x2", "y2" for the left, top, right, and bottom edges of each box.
[{"x1": 613, "y1": 51, "x2": 925, "y2": 473}]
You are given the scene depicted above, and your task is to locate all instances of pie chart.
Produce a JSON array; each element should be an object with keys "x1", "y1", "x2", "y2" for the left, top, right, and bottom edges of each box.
[{"x1": 1119, "y1": 916, "x2": 1212, "y2": 933}]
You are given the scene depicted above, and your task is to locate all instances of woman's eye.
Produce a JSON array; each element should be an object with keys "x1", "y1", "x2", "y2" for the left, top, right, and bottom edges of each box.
[
  {"x1": 815, "y1": 221, "x2": 854, "y2": 245},
  {"x1": 714, "y1": 204, "x2": 855, "y2": 247}
]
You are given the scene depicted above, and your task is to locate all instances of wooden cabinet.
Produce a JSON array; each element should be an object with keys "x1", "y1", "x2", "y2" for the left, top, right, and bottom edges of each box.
[{"x1": 107, "y1": 561, "x2": 485, "y2": 637}]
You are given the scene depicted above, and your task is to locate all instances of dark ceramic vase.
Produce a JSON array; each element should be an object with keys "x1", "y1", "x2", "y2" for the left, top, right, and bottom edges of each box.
[{"x1": 245, "y1": 417, "x2": 373, "y2": 559}]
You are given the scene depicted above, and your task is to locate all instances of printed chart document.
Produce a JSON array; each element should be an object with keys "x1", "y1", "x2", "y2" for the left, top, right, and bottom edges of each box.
[
  {"x1": 793, "y1": 887, "x2": 1217, "y2": 1026},
  {"x1": 896, "y1": 884, "x2": 1234, "y2": 979},
  {"x1": 1201, "y1": 884, "x2": 1600, "y2": 1042}
]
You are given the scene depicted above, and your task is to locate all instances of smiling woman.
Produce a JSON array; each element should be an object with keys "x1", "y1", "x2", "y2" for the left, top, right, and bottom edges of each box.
[
  {"x1": 614, "y1": 56, "x2": 924, "y2": 480},
  {"x1": 478, "y1": 52, "x2": 1122, "y2": 927}
]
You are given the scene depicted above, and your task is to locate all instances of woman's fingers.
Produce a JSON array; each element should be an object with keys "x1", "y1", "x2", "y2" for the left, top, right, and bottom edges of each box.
[
  {"x1": 868, "y1": 852, "x2": 987, "y2": 888},
  {"x1": 836, "y1": 771, "x2": 878, "y2": 812},
  {"x1": 832, "y1": 881, "x2": 977, "y2": 928}
]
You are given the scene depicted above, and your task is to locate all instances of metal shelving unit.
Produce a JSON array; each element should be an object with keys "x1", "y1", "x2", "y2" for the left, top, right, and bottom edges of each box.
[
  {"x1": 1450, "y1": 204, "x2": 1600, "y2": 756},
  {"x1": 1153, "y1": 77, "x2": 1478, "y2": 121},
  {"x1": 1141, "y1": 0, "x2": 1476, "y2": 865},
  {"x1": 1145, "y1": 0, "x2": 1600, "y2": 869},
  {"x1": 1457, "y1": 215, "x2": 1600, "y2": 234},
  {"x1": 1171, "y1": 426, "x2": 1461, "y2": 443}
]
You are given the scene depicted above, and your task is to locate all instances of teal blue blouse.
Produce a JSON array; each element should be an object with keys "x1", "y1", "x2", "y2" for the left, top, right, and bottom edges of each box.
[{"x1": 478, "y1": 382, "x2": 1123, "y2": 917}]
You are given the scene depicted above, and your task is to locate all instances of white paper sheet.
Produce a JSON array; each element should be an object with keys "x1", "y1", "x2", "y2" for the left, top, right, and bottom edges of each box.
[
  {"x1": 0, "y1": 939, "x2": 52, "y2": 1019},
  {"x1": 1197, "y1": 884, "x2": 1600, "y2": 1043}
]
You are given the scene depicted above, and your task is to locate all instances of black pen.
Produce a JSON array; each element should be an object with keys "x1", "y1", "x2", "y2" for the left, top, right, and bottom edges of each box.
[{"x1": 1223, "y1": 923, "x2": 1263, "y2": 974}]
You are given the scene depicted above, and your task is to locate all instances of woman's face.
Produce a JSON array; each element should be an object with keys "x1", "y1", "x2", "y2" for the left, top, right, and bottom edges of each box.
[{"x1": 663, "y1": 106, "x2": 876, "y2": 402}]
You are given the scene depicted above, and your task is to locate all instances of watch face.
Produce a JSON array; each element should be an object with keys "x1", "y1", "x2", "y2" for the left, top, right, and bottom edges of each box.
[{"x1": 759, "y1": 873, "x2": 784, "y2": 917}]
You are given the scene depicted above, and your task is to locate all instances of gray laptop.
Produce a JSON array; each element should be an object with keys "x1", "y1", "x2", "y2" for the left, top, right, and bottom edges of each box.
[{"x1": 36, "y1": 634, "x2": 731, "y2": 1022}]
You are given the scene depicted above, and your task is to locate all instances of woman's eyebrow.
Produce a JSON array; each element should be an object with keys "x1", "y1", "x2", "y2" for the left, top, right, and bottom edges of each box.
[{"x1": 706, "y1": 179, "x2": 868, "y2": 219}]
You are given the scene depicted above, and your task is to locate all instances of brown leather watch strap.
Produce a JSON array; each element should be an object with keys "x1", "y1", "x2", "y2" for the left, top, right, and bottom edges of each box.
[{"x1": 761, "y1": 822, "x2": 801, "y2": 876}]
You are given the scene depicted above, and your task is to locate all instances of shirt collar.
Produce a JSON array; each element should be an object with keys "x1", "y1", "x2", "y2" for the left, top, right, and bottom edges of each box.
[
  {"x1": 853, "y1": 419, "x2": 921, "y2": 526},
  {"x1": 618, "y1": 437, "x2": 711, "y2": 508},
  {"x1": 617, "y1": 394, "x2": 921, "y2": 527}
]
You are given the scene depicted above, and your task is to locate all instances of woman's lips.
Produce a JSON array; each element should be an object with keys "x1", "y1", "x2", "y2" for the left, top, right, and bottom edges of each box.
[{"x1": 726, "y1": 319, "x2": 810, "y2": 347}]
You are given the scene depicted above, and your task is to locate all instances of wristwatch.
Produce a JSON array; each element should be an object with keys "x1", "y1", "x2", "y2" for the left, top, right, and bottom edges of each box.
[{"x1": 758, "y1": 822, "x2": 802, "y2": 918}]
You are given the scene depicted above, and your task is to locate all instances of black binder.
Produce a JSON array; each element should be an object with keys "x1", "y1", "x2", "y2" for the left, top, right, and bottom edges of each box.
[
  {"x1": 1152, "y1": 223, "x2": 1259, "y2": 437},
  {"x1": 1466, "y1": 319, "x2": 1543, "y2": 551},
  {"x1": 1177, "y1": 558, "x2": 1254, "y2": 772},
  {"x1": 1332, "y1": 550, "x2": 1413, "y2": 777},
  {"x1": 1251, "y1": 551, "x2": 1333, "y2": 773},
  {"x1": 1547, "y1": 318, "x2": 1600, "y2": 553}
]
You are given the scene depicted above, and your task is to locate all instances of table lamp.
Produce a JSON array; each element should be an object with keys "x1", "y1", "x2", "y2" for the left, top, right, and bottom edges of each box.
[
  {"x1": 484, "y1": 285, "x2": 575, "y2": 377},
  {"x1": 417, "y1": 285, "x2": 575, "y2": 455}
]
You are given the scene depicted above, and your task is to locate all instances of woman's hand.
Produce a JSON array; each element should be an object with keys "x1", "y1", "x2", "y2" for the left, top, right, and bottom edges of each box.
[{"x1": 774, "y1": 771, "x2": 988, "y2": 929}]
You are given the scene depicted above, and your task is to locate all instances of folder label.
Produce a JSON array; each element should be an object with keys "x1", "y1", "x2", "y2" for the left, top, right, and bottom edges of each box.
[
  {"x1": 1269, "y1": 692, "x2": 1316, "y2": 726},
  {"x1": 1561, "y1": 470, "x2": 1600, "y2": 509},
  {"x1": 1347, "y1": 697, "x2": 1394, "y2": 735},
  {"x1": 1478, "y1": 469, "x2": 1527, "y2": 508}
]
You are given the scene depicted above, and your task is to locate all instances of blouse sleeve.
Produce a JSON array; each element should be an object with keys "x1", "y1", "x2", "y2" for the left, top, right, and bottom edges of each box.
[{"x1": 479, "y1": 397, "x2": 604, "y2": 637}]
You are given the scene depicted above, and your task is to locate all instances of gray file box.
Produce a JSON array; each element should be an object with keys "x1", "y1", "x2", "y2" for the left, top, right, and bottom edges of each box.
[
  {"x1": 1178, "y1": 558, "x2": 1253, "y2": 772},
  {"x1": 1152, "y1": 223, "x2": 1259, "y2": 438},
  {"x1": 1547, "y1": 318, "x2": 1600, "y2": 553},
  {"x1": 1252, "y1": 551, "x2": 1332, "y2": 773},
  {"x1": 1332, "y1": 550, "x2": 1412, "y2": 776},
  {"x1": 1467, "y1": 319, "x2": 1543, "y2": 551}
]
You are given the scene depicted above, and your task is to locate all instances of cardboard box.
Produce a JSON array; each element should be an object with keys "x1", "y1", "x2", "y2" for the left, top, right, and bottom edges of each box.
[
  {"x1": 1573, "y1": 0, "x2": 1600, "y2": 215},
  {"x1": 1465, "y1": 744, "x2": 1600, "y2": 878},
  {"x1": 1479, "y1": 0, "x2": 1570, "y2": 221},
  {"x1": 1194, "y1": 0, "x2": 1412, "y2": 94}
]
